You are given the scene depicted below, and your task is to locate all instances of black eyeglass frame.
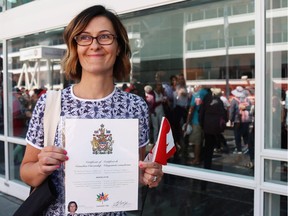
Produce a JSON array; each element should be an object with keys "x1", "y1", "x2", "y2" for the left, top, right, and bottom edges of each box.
[{"x1": 74, "y1": 34, "x2": 117, "y2": 46}]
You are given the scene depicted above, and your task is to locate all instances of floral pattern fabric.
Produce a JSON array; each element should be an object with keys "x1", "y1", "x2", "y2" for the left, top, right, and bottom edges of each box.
[{"x1": 26, "y1": 86, "x2": 149, "y2": 216}]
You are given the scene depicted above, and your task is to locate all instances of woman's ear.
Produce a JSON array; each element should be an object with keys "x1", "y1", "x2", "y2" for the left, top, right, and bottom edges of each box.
[{"x1": 117, "y1": 48, "x2": 120, "y2": 56}]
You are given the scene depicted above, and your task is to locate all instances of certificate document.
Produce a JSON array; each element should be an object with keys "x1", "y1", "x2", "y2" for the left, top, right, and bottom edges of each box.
[{"x1": 65, "y1": 118, "x2": 139, "y2": 214}]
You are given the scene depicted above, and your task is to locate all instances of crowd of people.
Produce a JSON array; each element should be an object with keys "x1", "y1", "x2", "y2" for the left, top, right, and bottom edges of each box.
[
  {"x1": 122, "y1": 73, "x2": 287, "y2": 171},
  {"x1": 10, "y1": 69, "x2": 288, "y2": 172},
  {"x1": 11, "y1": 87, "x2": 46, "y2": 137},
  {"x1": 11, "y1": 87, "x2": 47, "y2": 164}
]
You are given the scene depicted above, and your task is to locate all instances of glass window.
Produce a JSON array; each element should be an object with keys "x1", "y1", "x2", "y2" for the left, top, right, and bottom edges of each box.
[
  {"x1": 0, "y1": 140, "x2": 4, "y2": 176},
  {"x1": 265, "y1": 1, "x2": 288, "y2": 150},
  {"x1": 0, "y1": 41, "x2": 3, "y2": 177},
  {"x1": 6, "y1": 29, "x2": 65, "y2": 138},
  {"x1": 9, "y1": 143, "x2": 25, "y2": 182},
  {"x1": 264, "y1": 193, "x2": 287, "y2": 216},
  {"x1": 264, "y1": 159, "x2": 288, "y2": 185},
  {"x1": 0, "y1": 0, "x2": 4, "y2": 12},
  {"x1": 6, "y1": 0, "x2": 34, "y2": 10},
  {"x1": 263, "y1": 1, "x2": 287, "y2": 214},
  {"x1": 129, "y1": 174, "x2": 254, "y2": 215},
  {"x1": 121, "y1": 0, "x2": 256, "y2": 176},
  {"x1": 0, "y1": 41, "x2": 3, "y2": 135}
]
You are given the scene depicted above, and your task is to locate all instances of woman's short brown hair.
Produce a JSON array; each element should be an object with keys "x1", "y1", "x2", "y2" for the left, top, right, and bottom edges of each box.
[{"x1": 62, "y1": 5, "x2": 131, "y2": 82}]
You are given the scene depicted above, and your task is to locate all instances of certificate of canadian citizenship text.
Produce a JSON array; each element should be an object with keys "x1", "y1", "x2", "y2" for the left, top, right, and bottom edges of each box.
[{"x1": 65, "y1": 118, "x2": 139, "y2": 214}]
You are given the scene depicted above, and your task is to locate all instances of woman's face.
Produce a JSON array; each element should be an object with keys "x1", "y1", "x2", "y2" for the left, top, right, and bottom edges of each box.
[
  {"x1": 77, "y1": 16, "x2": 119, "y2": 77},
  {"x1": 69, "y1": 203, "x2": 77, "y2": 213},
  {"x1": 171, "y1": 77, "x2": 177, "y2": 86}
]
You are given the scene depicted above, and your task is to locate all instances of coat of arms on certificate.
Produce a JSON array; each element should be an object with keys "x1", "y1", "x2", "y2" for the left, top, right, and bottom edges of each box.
[{"x1": 91, "y1": 124, "x2": 114, "y2": 154}]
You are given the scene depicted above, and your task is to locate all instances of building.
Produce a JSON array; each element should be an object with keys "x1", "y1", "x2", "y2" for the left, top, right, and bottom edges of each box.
[{"x1": 0, "y1": 0, "x2": 287, "y2": 215}]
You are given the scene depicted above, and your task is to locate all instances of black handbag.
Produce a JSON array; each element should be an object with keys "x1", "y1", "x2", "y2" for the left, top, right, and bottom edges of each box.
[
  {"x1": 13, "y1": 90, "x2": 61, "y2": 216},
  {"x1": 13, "y1": 176, "x2": 57, "y2": 216}
]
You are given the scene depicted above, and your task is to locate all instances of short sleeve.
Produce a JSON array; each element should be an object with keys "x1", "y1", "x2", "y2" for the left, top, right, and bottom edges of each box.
[
  {"x1": 25, "y1": 94, "x2": 47, "y2": 149},
  {"x1": 137, "y1": 97, "x2": 150, "y2": 148}
]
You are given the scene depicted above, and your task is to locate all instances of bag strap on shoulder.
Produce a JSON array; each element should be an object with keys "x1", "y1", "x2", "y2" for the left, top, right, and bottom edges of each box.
[{"x1": 43, "y1": 90, "x2": 61, "y2": 147}]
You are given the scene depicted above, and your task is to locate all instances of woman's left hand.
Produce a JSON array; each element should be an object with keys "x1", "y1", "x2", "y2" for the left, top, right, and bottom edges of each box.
[{"x1": 139, "y1": 161, "x2": 163, "y2": 188}]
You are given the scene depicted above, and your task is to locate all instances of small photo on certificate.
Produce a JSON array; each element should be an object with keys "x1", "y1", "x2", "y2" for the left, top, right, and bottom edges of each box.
[{"x1": 64, "y1": 118, "x2": 139, "y2": 214}]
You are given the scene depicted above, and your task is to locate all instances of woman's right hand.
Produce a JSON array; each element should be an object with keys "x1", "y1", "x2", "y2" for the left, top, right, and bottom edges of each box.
[
  {"x1": 37, "y1": 146, "x2": 69, "y2": 176},
  {"x1": 20, "y1": 144, "x2": 69, "y2": 187}
]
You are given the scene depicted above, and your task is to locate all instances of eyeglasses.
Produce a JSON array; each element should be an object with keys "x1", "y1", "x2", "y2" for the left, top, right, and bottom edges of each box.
[{"x1": 74, "y1": 34, "x2": 117, "y2": 46}]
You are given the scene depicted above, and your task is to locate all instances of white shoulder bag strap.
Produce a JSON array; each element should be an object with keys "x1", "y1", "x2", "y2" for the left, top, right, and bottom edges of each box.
[{"x1": 43, "y1": 90, "x2": 61, "y2": 147}]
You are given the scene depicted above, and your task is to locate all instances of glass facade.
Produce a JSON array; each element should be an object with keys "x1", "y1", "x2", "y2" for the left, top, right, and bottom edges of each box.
[
  {"x1": 264, "y1": 193, "x2": 287, "y2": 216},
  {"x1": 0, "y1": 0, "x2": 287, "y2": 215},
  {"x1": 122, "y1": 0, "x2": 257, "y2": 84},
  {"x1": 120, "y1": 0, "x2": 258, "y2": 177},
  {"x1": 0, "y1": 41, "x2": 3, "y2": 135},
  {"x1": 9, "y1": 143, "x2": 23, "y2": 182},
  {"x1": 265, "y1": 0, "x2": 288, "y2": 150},
  {"x1": 264, "y1": 159, "x2": 287, "y2": 185},
  {"x1": 0, "y1": 142, "x2": 4, "y2": 176},
  {"x1": 1, "y1": 0, "x2": 35, "y2": 10},
  {"x1": 0, "y1": 41, "x2": 3, "y2": 177},
  {"x1": 6, "y1": 30, "x2": 65, "y2": 138},
  {"x1": 133, "y1": 174, "x2": 254, "y2": 215}
]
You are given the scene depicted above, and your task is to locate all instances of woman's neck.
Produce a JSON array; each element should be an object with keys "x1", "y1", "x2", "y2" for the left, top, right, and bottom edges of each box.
[{"x1": 73, "y1": 76, "x2": 114, "y2": 99}]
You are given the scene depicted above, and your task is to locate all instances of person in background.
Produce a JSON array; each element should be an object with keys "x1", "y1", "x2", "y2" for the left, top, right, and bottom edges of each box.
[
  {"x1": 151, "y1": 82, "x2": 166, "y2": 143},
  {"x1": 162, "y1": 74, "x2": 178, "y2": 147},
  {"x1": 285, "y1": 90, "x2": 288, "y2": 128},
  {"x1": 20, "y1": 5, "x2": 163, "y2": 215},
  {"x1": 169, "y1": 75, "x2": 178, "y2": 98},
  {"x1": 284, "y1": 90, "x2": 288, "y2": 149},
  {"x1": 172, "y1": 73, "x2": 189, "y2": 151},
  {"x1": 154, "y1": 71, "x2": 174, "y2": 126},
  {"x1": 215, "y1": 90, "x2": 230, "y2": 153},
  {"x1": 156, "y1": 72, "x2": 174, "y2": 120},
  {"x1": 185, "y1": 85, "x2": 208, "y2": 165},
  {"x1": 144, "y1": 85, "x2": 156, "y2": 144},
  {"x1": 121, "y1": 83, "x2": 129, "y2": 92},
  {"x1": 199, "y1": 87, "x2": 227, "y2": 169},
  {"x1": 220, "y1": 90, "x2": 230, "y2": 111},
  {"x1": 12, "y1": 88, "x2": 27, "y2": 137},
  {"x1": 229, "y1": 86, "x2": 252, "y2": 154},
  {"x1": 246, "y1": 100, "x2": 255, "y2": 169}
]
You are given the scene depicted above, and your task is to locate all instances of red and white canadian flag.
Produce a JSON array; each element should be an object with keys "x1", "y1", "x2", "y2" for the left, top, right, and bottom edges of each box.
[{"x1": 144, "y1": 117, "x2": 176, "y2": 165}]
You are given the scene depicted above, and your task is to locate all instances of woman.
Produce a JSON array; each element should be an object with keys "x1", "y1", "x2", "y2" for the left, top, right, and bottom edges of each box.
[
  {"x1": 151, "y1": 82, "x2": 166, "y2": 143},
  {"x1": 20, "y1": 5, "x2": 163, "y2": 216},
  {"x1": 67, "y1": 201, "x2": 78, "y2": 216},
  {"x1": 172, "y1": 73, "x2": 189, "y2": 150}
]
